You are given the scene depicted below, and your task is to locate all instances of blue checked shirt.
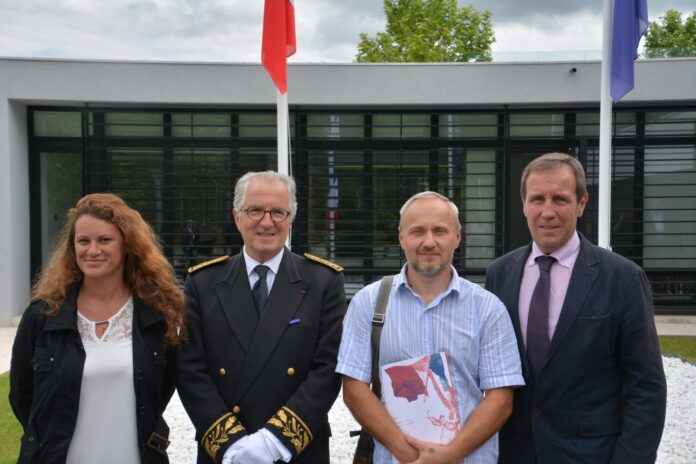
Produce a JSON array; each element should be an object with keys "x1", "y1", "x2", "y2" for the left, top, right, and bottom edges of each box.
[{"x1": 337, "y1": 265, "x2": 524, "y2": 464}]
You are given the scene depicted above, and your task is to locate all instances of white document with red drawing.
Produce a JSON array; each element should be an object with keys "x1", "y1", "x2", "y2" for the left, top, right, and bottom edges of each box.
[{"x1": 379, "y1": 352, "x2": 461, "y2": 448}]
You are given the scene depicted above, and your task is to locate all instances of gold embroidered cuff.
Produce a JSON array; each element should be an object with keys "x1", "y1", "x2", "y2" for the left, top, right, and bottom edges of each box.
[
  {"x1": 266, "y1": 406, "x2": 313, "y2": 456},
  {"x1": 201, "y1": 412, "x2": 246, "y2": 460}
]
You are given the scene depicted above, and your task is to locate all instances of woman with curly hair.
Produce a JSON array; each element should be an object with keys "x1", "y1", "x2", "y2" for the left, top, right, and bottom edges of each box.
[{"x1": 10, "y1": 193, "x2": 187, "y2": 464}]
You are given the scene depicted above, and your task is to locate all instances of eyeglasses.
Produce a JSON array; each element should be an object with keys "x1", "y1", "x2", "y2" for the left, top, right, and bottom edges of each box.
[{"x1": 242, "y1": 207, "x2": 291, "y2": 223}]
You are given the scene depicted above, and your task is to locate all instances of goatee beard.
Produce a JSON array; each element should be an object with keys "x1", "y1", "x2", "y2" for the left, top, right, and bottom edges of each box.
[{"x1": 411, "y1": 262, "x2": 449, "y2": 277}]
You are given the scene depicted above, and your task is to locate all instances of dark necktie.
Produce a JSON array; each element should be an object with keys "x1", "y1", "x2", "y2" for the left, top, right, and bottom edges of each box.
[
  {"x1": 252, "y1": 265, "x2": 270, "y2": 315},
  {"x1": 526, "y1": 255, "x2": 556, "y2": 377}
]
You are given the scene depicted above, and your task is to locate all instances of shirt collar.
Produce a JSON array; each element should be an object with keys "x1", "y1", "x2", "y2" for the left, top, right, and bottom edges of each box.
[
  {"x1": 527, "y1": 231, "x2": 580, "y2": 270},
  {"x1": 395, "y1": 264, "x2": 461, "y2": 301},
  {"x1": 242, "y1": 247, "x2": 284, "y2": 277}
]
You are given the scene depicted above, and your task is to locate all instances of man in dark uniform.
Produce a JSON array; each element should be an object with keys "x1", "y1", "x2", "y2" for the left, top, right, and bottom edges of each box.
[{"x1": 176, "y1": 171, "x2": 347, "y2": 464}]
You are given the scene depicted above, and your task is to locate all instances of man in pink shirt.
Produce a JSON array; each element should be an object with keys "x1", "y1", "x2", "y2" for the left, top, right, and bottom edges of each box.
[{"x1": 485, "y1": 152, "x2": 666, "y2": 464}]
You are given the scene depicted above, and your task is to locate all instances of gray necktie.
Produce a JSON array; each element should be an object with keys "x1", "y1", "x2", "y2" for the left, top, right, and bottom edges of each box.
[
  {"x1": 526, "y1": 255, "x2": 556, "y2": 377},
  {"x1": 252, "y1": 265, "x2": 270, "y2": 315}
]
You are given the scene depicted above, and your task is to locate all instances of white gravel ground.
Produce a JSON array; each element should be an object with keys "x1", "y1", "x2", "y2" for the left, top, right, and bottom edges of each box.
[{"x1": 164, "y1": 356, "x2": 696, "y2": 463}]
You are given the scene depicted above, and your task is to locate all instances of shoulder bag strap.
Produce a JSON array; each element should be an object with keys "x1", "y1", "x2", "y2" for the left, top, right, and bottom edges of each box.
[{"x1": 370, "y1": 274, "x2": 394, "y2": 398}]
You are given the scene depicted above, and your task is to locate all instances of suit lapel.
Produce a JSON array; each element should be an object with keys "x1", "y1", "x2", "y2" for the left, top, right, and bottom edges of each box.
[
  {"x1": 544, "y1": 236, "x2": 599, "y2": 365},
  {"x1": 504, "y1": 245, "x2": 532, "y2": 374},
  {"x1": 215, "y1": 254, "x2": 258, "y2": 354},
  {"x1": 233, "y1": 251, "x2": 308, "y2": 403}
]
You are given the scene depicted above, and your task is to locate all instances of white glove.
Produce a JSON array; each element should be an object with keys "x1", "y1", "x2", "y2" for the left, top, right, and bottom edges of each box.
[
  {"x1": 221, "y1": 435, "x2": 249, "y2": 464},
  {"x1": 233, "y1": 430, "x2": 281, "y2": 464}
]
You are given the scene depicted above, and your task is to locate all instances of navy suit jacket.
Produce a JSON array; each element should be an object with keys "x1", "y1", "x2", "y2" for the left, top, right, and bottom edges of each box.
[
  {"x1": 485, "y1": 234, "x2": 666, "y2": 464},
  {"x1": 176, "y1": 250, "x2": 346, "y2": 463}
]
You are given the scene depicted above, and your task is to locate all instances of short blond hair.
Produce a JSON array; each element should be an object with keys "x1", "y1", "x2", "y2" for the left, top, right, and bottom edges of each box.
[{"x1": 399, "y1": 191, "x2": 461, "y2": 231}]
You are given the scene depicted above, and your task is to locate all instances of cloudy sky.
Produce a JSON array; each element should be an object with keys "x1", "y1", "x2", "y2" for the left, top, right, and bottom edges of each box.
[{"x1": 0, "y1": 0, "x2": 693, "y2": 63}]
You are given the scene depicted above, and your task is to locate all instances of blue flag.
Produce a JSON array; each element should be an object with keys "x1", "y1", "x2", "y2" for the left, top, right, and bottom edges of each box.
[{"x1": 611, "y1": 0, "x2": 649, "y2": 102}]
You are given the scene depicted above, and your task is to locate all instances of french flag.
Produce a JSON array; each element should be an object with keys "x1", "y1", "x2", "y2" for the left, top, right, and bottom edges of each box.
[{"x1": 262, "y1": 0, "x2": 296, "y2": 94}]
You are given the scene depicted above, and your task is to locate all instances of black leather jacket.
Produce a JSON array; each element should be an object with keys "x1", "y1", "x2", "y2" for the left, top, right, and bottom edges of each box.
[{"x1": 9, "y1": 287, "x2": 175, "y2": 464}]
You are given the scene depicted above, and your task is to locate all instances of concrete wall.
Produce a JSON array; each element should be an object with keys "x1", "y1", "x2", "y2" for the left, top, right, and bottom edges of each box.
[
  {"x1": 0, "y1": 57, "x2": 695, "y2": 325},
  {"x1": 2, "y1": 58, "x2": 695, "y2": 107},
  {"x1": 0, "y1": 99, "x2": 30, "y2": 325}
]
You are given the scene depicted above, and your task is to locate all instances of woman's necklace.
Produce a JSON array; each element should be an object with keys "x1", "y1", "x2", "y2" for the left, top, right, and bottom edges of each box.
[{"x1": 78, "y1": 289, "x2": 130, "y2": 338}]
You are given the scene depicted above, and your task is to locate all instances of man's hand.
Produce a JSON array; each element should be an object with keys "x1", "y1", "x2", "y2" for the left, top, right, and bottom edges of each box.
[
  {"x1": 343, "y1": 377, "x2": 419, "y2": 462},
  {"x1": 221, "y1": 435, "x2": 248, "y2": 464},
  {"x1": 391, "y1": 437, "x2": 420, "y2": 463},
  {"x1": 402, "y1": 435, "x2": 457, "y2": 464},
  {"x1": 222, "y1": 431, "x2": 282, "y2": 464}
]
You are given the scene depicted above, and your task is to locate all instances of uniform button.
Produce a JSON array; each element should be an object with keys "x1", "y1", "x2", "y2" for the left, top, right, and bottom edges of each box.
[
  {"x1": 233, "y1": 405, "x2": 241, "y2": 414},
  {"x1": 532, "y1": 409, "x2": 542, "y2": 416},
  {"x1": 49, "y1": 358, "x2": 54, "y2": 362},
  {"x1": 219, "y1": 368, "x2": 226, "y2": 376},
  {"x1": 153, "y1": 351, "x2": 158, "y2": 357},
  {"x1": 136, "y1": 370, "x2": 143, "y2": 380},
  {"x1": 28, "y1": 436, "x2": 34, "y2": 442},
  {"x1": 287, "y1": 367, "x2": 295, "y2": 376},
  {"x1": 139, "y1": 406, "x2": 146, "y2": 416}
]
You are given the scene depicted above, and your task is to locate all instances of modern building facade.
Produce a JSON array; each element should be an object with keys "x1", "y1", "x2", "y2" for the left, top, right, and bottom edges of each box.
[{"x1": 1, "y1": 57, "x2": 695, "y2": 325}]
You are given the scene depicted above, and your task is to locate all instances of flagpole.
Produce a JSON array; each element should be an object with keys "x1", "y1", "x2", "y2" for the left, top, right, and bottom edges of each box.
[
  {"x1": 276, "y1": 88, "x2": 292, "y2": 248},
  {"x1": 276, "y1": 89, "x2": 289, "y2": 176},
  {"x1": 598, "y1": 0, "x2": 614, "y2": 250}
]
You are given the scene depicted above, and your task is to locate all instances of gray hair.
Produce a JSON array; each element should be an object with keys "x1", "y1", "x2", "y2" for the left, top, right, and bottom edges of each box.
[
  {"x1": 521, "y1": 153, "x2": 587, "y2": 202},
  {"x1": 233, "y1": 171, "x2": 298, "y2": 218},
  {"x1": 399, "y1": 191, "x2": 461, "y2": 231}
]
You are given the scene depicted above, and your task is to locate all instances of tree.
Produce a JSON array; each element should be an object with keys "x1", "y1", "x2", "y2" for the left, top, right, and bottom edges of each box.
[
  {"x1": 644, "y1": 9, "x2": 696, "y2": 58},
  {"x1": 356, "y1": 0, "x2": 494, "y2": 63}
]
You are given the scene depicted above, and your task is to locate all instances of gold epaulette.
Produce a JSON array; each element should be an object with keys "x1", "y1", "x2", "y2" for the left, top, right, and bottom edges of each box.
[
  {"x1": 188, "y1": 255, "x2": 230, "y2": 274},
  {"x1": 303, "y1": 253, "x2": 343, "y2": 272}
]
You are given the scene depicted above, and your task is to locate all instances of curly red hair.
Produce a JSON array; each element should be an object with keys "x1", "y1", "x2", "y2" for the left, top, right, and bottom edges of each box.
[{"x1": 32, "y1": 193, "x2": 187, "y2": 346}]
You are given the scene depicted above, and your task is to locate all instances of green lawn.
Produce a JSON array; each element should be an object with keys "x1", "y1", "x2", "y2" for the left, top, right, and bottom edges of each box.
[
  {"x1": 0, "y1": 336, "x2": 693, "y2": 462},
  {"x1": 0, "y1": 372, "x2": 21, "y2": 464},
  {"x1": 660, "y1": 335, "x2": 696, "y2": 363}
]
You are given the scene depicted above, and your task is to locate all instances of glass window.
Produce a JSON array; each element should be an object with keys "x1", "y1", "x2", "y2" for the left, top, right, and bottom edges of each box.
[
  {"x1": 306, "y1": 114, "x2": 364, "y2": 138},
  {"x1": 439, "y1": 113, "x2": 498, "y2": 138},
  {"x1": 239, "y1": 113, "x2": 276, "y2": 138},
  {"x1": 509, "y1": 113, "x2": 565, "y2": 138},
  {"x1": 372, "y1": 114, "x2": 400, "y2": 138},
  {"x1": 29, "y1": 107, "x2": 696, "y2": 309},
  {"x1": 643, "y1": 145, "x2": 696, "y2": 269},
  {"x1": 372, "y1": 114, "x2": 430, "y2": 138},
  {"x1": 172, "y1": 113, "x2": 232, "y2": 138},
  {"x1": 34, "y1": 111, "x2": 82, "y2": 137},
  {"x1": 40, "y1": 152, "x2": 83, "y2": 265},
  {"x1": 237, "y1": 113, "x2": 296, "y2": 138},
  {"x1": 610, "y1": 147, "x2": 639, "y2": 259},
  {"x1": 576, "y1": 112, "x2": 636, "y2": 137},
  {"x1": 575, "y1": 112, "x2": 598, "y2": 137},
  {"x1": 103, "y1": 112, "x2": 163, "y2": 137},
  {"x1": 373, "y1": 149, "x2": 429, "y2": 265},
  {"x1": 645, "y1": 111, "x2": 696, "y2": 136},
  {"x1": 306, "y1": 151, "x2": 367, "y2": 267},
  {"x1": 439, "y1": 149, "x2": 496, "y2": 268},
  {"x1": 614, "y1": 112, "x2": 637, "y2": 137}
]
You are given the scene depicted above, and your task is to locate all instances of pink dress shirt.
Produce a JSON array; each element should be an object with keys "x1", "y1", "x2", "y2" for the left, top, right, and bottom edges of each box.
[{"x1": 518, "y1": 232, "x2": 581, "y2": 347}]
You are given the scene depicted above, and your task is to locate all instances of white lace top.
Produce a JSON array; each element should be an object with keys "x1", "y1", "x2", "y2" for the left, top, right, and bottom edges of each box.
[{"x1": 66, "y1": 296, "x2": 140, "y2": 464}]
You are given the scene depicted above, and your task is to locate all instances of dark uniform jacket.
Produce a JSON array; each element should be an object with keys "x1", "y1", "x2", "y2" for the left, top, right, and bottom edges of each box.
[
  {"x1": 9, "y1": 287, "x2": 175, "y2": 464},
  {"x1": 176, "y1": 250, "x2": 347, "y2": 464},
  {"x1": 485, "y1": 234, "x2": 666, "y2": 464}
]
